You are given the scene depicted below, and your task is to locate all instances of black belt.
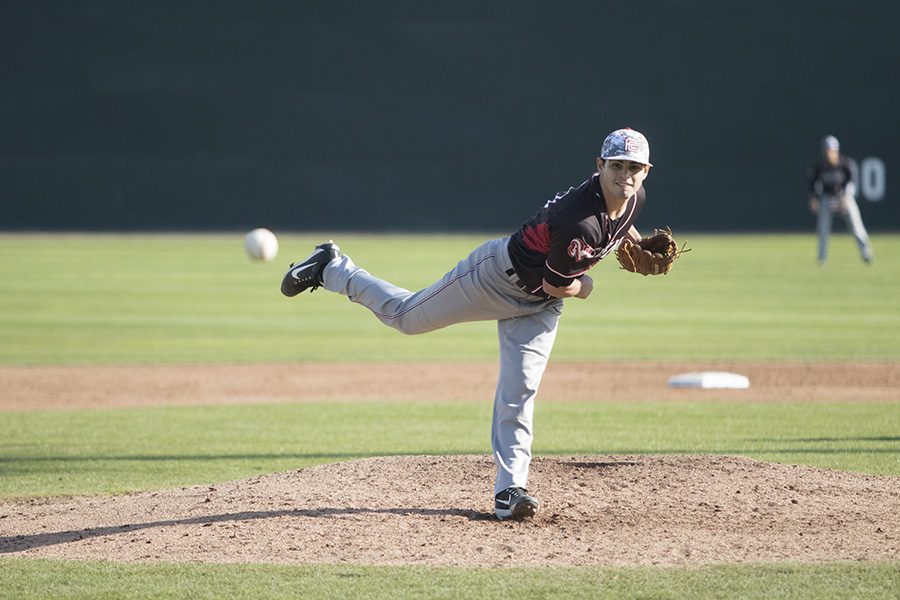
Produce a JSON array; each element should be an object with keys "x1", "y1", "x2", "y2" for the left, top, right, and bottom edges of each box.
[
  {"x1": 505, "y1": 268, "x2": 525, "y2": 288},
  {"x1": 505, "y1": 268, "x2": 553, "y2": 299},
  {"x1": 505, "y1": 267, "x2": 544, "y2": 296}
]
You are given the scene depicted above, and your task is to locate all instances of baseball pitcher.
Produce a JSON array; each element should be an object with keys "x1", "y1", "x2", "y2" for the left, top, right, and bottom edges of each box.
[{"x1": 282, "y1": 128, "x2": 675, "y2": 520}]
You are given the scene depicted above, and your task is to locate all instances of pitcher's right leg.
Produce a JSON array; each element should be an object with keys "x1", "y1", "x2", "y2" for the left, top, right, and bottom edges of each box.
[{"x1": 321, "y1": 238, "x2": 522, "y2": 335}]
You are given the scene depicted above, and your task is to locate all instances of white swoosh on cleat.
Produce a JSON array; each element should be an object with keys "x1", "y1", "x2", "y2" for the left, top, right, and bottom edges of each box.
[{"x1": 290, "y1": 266, "x2": 310, "y2": 279}]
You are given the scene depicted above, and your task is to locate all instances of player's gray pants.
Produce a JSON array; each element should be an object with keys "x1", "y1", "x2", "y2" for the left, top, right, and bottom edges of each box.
[
  {"x1": 817, "y1": 194, "x2": 873, "y2": 263},
  {"x1": 322, "y1": 237, "x2": 563, "y2": 495}
]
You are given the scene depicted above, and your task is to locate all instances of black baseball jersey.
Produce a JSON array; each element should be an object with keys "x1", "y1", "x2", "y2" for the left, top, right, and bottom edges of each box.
[
  {"x1": 507, "y1": 174, "x2": 645, "y2": 295},
  {"x1": 808, "y1": 156, "x2": 854, "y2": 197}
]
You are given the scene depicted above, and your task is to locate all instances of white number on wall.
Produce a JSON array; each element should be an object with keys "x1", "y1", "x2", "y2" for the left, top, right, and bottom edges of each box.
[
  {"x1": 859, "y1": 157, "x2": 886, "y2": 202},
  {"x1": 850, "y1": 157, "x2": 886, "y2": 202}
]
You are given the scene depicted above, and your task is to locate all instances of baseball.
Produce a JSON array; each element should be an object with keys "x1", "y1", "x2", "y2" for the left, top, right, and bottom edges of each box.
[{"x1": 244, "y1": 228, "x2": 279, "y2": 261}]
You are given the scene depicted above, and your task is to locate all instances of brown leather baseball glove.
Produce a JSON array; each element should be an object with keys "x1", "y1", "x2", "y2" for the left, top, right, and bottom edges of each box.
[{"x1": 615, "y1": 227, "x2": 688, "y2": 275}]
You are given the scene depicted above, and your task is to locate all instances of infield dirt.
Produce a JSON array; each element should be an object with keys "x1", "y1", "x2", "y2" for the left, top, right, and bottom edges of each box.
[
  {"x1": 1, "y1": 360, "x2": 898, "y2": 410},
  {"x1": 1, "y1": 361, "x2": 898, "y2": 567}
]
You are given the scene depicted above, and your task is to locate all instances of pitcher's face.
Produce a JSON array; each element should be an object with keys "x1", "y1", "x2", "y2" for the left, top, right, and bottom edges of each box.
[{"x1": 597, "y1": 158, "x2": 650, "y2": 202}]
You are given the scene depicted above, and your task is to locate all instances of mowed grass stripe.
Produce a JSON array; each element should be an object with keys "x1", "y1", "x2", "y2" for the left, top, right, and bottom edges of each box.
[
  {"x1": 1, "y1": 558, "x2": 898, "y2": 600},
  {"x1": 0, "y1": 233, "x2": 898, "y2": 364},
  {"x1": 1, "y1": 400, "x2": 896, "y2": 498}
]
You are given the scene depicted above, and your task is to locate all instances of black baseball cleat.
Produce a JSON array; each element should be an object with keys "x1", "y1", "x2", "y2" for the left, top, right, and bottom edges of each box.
[
  {"x1": 280, "y1": 241, "x2": 341, "y2": 297},
  {"x1": 494, "y1": 487, "x2": 540, "y2": 521}
]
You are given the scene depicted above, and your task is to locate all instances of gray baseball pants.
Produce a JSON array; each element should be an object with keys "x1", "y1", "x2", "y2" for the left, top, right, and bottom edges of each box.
[
  {"x1": 817, "y1": 194, "x2": 873, "y2": 263},
  {"x1": 321, "y1": 237, "x2": 563, "y2": 494}
]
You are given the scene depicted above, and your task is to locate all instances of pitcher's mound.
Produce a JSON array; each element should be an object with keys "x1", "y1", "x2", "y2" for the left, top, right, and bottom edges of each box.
[{"x1": 2, "y1": 455, "x2": 898, "y2": 566}]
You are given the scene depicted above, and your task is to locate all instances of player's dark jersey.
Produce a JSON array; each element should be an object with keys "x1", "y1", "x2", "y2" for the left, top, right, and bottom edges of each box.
[
  {"x1": 808, "y1": 156, "x2": 854, "y2": 197},
  {"x1": 507, "y1": 174, "x2": 645, "y2": 296}
]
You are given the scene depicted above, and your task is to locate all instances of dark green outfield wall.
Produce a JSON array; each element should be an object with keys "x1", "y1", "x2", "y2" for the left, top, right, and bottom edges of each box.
[{"x1": 2, "y1": 1, "x2": 898, "y2": 232}]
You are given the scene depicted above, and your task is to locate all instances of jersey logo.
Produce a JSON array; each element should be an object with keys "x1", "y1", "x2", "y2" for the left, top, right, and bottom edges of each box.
[{"x1": 567, "y1": 238, "x2": 595, "y2": 262}]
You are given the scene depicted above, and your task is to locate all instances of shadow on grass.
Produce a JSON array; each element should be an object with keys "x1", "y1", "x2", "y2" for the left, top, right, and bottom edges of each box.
[
  {"x1": 0, "y1": 506, "x2": 496, "y2": 554},
  {"x1": 746, "y1": 436, "x2": 900, "y2": 443},
  {"x1": 1, "y1": 445, "x2": 898, "y2": 467},
  {"x1": 0, "y1": 451, "x2": 475, "y2": 463},
  {"x1": 543, "y1": 448, "x2": 900, "y2": 457}
]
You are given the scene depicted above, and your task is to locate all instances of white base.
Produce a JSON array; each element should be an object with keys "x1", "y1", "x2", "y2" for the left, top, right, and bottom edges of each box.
[{"x1": 668, "y1": 371, "x2": 750, "y2": 389}]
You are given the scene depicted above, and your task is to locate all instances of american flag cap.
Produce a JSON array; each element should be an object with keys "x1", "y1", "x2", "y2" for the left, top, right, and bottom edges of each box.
[{"x1": 600, "y1": 128, "x2": 652, "y2": 166}]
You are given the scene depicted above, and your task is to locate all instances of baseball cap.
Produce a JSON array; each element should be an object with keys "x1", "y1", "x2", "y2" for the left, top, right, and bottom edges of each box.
[
  {"x1": 600, "y1": 128, "x2": 652, "y2": 166},
  {"x1": 822, "y1": 135, "x2": 840, "y2": 151}
]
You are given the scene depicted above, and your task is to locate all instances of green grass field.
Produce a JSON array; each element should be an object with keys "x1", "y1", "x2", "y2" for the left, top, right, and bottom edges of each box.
[
  {"x1": 1, "y1": 232, "x2": 898, "y2": 364},
  {"x1": 1, "y1": 559, "x2": 898, "y2": 600},
  {"x1": 2, "y1": 401, "x2": 898, "y2": 499},
  {"x1": 1, "y1": 232, "x2": 898, "y2": 599}
]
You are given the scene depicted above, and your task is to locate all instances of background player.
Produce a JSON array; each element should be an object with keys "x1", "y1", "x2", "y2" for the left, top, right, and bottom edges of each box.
[
  {"x1": 808, "y1": 135, "x2": 874, "y2": 265},
  {"x1": 282, "y1": 128, "x2": 653, "y2": 520}
]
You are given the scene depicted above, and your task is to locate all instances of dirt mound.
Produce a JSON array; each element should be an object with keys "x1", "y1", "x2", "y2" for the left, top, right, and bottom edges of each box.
[{"x1": 2, "y1": 455, "x2": 898, "y2": 566}]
